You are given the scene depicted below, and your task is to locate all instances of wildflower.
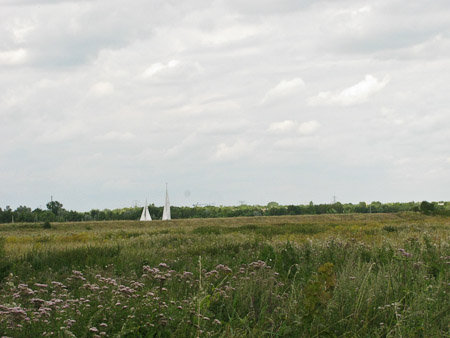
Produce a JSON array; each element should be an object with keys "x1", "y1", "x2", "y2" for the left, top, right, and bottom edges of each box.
[
  {"x1": 17, "y1": 284, "x2": 35, "y2": 296},
  {"x1": 118, "y1": 285, "x2": 135, "y2": 295},
  {"x1": 216, "y1": 264, "x2": 232, "y2": 274},
  {"x1": 182, "y1": 271, "x2": 193, "y2": 278},
  {"x1": 131, "y1": 281, "x2": 144, "y2": 288},
  {"x1": 89, "y1": 327, "x2": 99, "y2": 333},
  {"x1": 398, "y1": 248, "x2": 412, "y2": 258},
  {"x1": 213, "y1": 319, "x2": 221, "y2": 325},
  {"x1": 154, "y1": 274, "x2": 166, "y2": 281},
  {"x1": 249, "y1": 260, "x2": 267, "y2": 269},
  {"x1": 35, "y1": 283, "x2": 48, "y2": 288},
  {"x1": 51, "y1": 281, "x2": 66, "y2": 288},
  {"x1": 30, "y1": 298, "x2": 46, "y2": 306},
  {"x1": 205, "y1": 270, "x2": 219, "y2": 278}
]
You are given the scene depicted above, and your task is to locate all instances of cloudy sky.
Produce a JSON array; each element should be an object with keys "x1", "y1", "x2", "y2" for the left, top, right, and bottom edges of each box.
[{"x1": 1, "y1": 0, "x2": 449, "y2": 211}]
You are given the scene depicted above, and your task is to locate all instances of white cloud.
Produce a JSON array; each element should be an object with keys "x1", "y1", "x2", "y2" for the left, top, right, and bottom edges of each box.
[
  {"x1": 212, "y1": 140, "x2": 256, "y2": 162},
  {"x1": 199, "y1": 23, "x2": 264, "y2": 46},
  {"x1": 165, "y1": 133, "x2": 199, "y2": 158},
  {"x1": 0, "y1": 48, "x2": 28, "y2": 65},
  {"x1": 90, "y1": 82, "x2": 114, "y2": 96},
  {"x1": 142, "y1": 60, "x2": 181, "y2": 78},
  {"x1": 7, "y1": 19, "x2": 36, "y2": 43},
  {"x1": 298, "y1": 120, "x2": 320, "y2": 135},
  {"x1": 141, "y1": 59, "x2": 202, "y2": 82},
  {"x1": 308, "y1": 74, "x2": 390, "y2": 106},
  {"x1": 97, "y1": 131, "x2": 136, "y2": 142},
  {"x1": 268, "y1": 120, "x2": 320, "y2": 135},
  {"x1": 379, "y1": 107, "x2": 405, "y2": 125},
  {"x1": 37, "y1": 121, "x2": 86, "y2": 143},
  {"x1": 262, "y1": 78, "x2": 305, "y2": 103},
  {"x1": 325, "y1": 5, "x2": 372, "y2": 38},
  {"x1": 268, "y1": 120, "x2": 298, "y2": 133}
]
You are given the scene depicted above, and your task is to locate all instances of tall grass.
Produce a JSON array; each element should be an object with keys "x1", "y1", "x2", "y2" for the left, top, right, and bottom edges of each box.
[{"x1": 0, "y1": 213, "x2": 449, "y2": 336}]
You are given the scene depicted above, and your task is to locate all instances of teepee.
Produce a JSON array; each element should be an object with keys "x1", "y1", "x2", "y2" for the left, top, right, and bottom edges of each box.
[
  {"x1": 162, "y1": 183, "x2": 171, "y2": 220},
  {"x1": 140, "y1": 200, "x2": 152, "y2": 221}
]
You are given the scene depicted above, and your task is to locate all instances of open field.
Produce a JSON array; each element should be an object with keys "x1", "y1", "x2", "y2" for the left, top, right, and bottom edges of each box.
[{"x1": 1, "y1": 213, "x2": 449, "y2": 337}]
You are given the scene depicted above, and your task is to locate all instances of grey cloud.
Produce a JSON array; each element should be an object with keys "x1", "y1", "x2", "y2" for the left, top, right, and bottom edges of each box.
[
  {"x1": 224, "y1": 0, "x2": 314, "y2": 15},
  {"x1": 0, "y1": 0, "x2": 93, "y2": 5},
  {"x1": 318, "y1": 1, "x2": 450, "y2": 56},
  {"x1": 1, "y1": 0, "x2": 449, "y2": 209}
]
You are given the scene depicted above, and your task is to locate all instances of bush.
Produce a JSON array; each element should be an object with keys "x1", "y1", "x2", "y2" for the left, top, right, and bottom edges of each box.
[
  {"x1": 382, "y1": 225, "x2": 398, "y2": 233},
  {"x1": 42, "y1": 221, "x2": 51, "y2": 229},
  {"x1": 0, "y1": 237, "x2": 12, "y2": 282},
  {"x1": 420, "y1": 201, "x2": 435, "y2": 215}
]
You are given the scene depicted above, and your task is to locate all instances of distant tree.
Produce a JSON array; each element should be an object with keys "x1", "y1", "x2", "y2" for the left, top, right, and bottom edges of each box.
[
  {"x1": 287, "y1": 205, "x2": 302, "y2": 215},
  {"x1": 14, "y1": 206, "x2": 34, "y2": 222},
  {"x1": 46, "y1": 200, "x2": 64, "y2": 215},
  {"x1": 355, "y1": 202, "x2": 368, "y2": 213},
  {"x1": 0, "y1": 206, "x2": 13, "y2": 223},
  {"x1": 267, "y1": 202, "x2": 280, "y2": 209},
  {"x1": 370, "y1": 201, "x2": 383, "y2": 213},
  {"x1": 332, "y1": 202, "x2": 344, "y2": 213},
  {"x1": 420, "y1": 201, "x2": 435, "y2": 215},
  {"x1": 306, "y1": 201, "x2": 316, "y2": 214}
]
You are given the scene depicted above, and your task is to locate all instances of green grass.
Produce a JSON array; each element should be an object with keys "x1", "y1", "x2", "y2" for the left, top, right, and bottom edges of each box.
[{"x1": 0, "y1": 213, "x2": 449, "y2": 337}]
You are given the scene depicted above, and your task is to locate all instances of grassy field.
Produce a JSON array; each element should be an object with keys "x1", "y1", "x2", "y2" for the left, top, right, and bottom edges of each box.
[{"x1": 0, "y1": 213, "x2": 449, "y2": 337}]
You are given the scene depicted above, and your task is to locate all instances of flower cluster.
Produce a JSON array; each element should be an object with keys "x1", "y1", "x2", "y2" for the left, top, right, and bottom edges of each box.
[{"x1": 0, "y1": 260, "x2": 286, "y2": 337}]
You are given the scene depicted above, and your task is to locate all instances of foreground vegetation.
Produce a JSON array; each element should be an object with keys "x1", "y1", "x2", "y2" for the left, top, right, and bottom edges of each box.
[{"x1": 1, "y1": 213, "x2": 449, "y2": 337}]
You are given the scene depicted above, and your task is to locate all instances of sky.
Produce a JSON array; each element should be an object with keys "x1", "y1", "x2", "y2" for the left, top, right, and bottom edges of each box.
[{"x1": 1, "y1": 0, "x2": 449, "y2": 211}]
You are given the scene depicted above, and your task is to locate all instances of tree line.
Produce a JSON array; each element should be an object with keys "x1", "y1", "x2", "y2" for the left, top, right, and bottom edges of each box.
[{"x1": 0, "y1": 200, "x2": 448, "y2": 224}]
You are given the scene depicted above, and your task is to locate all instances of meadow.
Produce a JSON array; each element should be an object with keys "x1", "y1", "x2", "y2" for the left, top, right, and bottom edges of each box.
[{"x1": 0, "y1": 213, "x2": 449, "y2": 337}]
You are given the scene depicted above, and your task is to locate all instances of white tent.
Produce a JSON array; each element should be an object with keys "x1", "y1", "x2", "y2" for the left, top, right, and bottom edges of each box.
[
  {"x1": 140, "y1": 200, "x2": 152, "y2": 221},
  {"x1": 162, "y1": 183, "x2": 171, "y2": 220}
]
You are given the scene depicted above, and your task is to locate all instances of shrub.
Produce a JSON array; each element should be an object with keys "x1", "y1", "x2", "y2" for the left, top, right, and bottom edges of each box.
[
  {"x1": 420, "y1": 201, "x2": 435, "y2": 215},
  {"x1": 382, "y1": 225, "x2": 398, "y2": 232},
  {"x1": 0, "y1": 237, "x2": 12, "y2": 282},
  {"x1": 42, "y1": 221, "x2": 51, "y2": 229}
]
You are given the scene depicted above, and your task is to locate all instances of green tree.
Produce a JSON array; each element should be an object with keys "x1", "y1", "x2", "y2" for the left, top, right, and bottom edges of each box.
[
  {"x1": 46, "y1": 200, "x2": 64, "y2": 215},
  {"x1": 420, "y1": 201, "x2": 435, "y2": 215},
  {"x1": 14, "y1": 206, "x2": 34, "y2": 222}
]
